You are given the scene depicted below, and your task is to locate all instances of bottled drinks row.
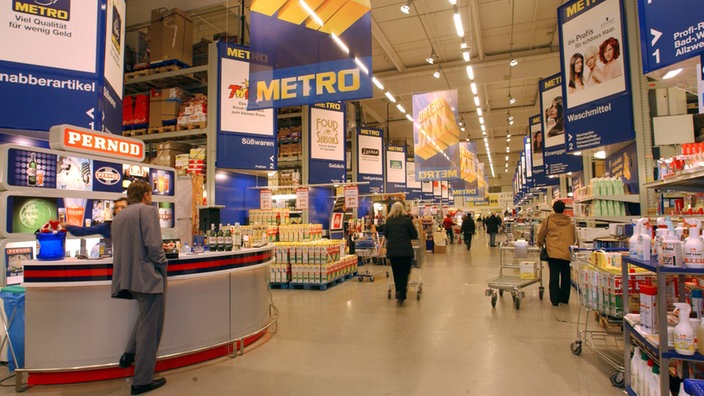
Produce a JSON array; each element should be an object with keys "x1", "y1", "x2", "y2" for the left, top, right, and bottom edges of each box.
[{"x1": 191, "y1": 223, "x2": 247, "y2": 252}]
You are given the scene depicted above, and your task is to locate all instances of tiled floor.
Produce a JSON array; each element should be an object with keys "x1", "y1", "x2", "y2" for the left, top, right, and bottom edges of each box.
[{"x1": 0, "y1": 232, "x2": 626, "y2": 395}]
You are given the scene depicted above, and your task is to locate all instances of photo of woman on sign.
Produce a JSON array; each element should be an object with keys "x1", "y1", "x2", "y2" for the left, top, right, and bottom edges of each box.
[
  {"x1": 583, "y1": 46, "x2": 604, "y2": 87},
  {"x1": 567, "y1": 53, "x2": 585, "y2": 93},
  {"x1": 599, "y1": 37, "x2": 622, "y2": 81},
  {"x1": 545, "y1": 97, "x2": 564, "y2": 138}
]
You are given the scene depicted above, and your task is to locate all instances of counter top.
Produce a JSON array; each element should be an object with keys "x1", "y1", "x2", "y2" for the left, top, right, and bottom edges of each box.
[{"x1": 22, "y1": 245, "x2": 274, "y2": 286}]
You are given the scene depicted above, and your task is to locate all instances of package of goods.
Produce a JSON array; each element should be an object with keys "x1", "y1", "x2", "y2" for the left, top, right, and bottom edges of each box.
[
  {"x1": 190, "y1": 147, "x2": 206, "y2": 160},
  {"x1": 152, "y1": 142, "x2": 191, "y2": 167},
  {"x1": 150, "y1": 8, "x2": 193, "y2": 65},
  {"x1": 177, "y1": 94, "x2": 208, "y2": 126},
  {"x1": 434, "y1": 245, "x2": 446, "y2": 254},
  {"x1": 174, "y1": 154, "x2": 190, "y2": 176},
  {"x1": 122, "y1": 96, "x2": 134, "y2": 126},
  {"x1": 133, "y1": 94, "x2": 149, "y2": 125},
  {"x1": 520, "y1": 261, "x2": 537, "y2": 279},
  {"x1": 433, "y1": 232, "x2": 447, "y2": 246}
]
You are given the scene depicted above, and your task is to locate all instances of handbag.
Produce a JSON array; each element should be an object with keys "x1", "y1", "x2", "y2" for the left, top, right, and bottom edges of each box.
[{"x1": 539, "y1": 217, "x2": 549, "y2": 261}]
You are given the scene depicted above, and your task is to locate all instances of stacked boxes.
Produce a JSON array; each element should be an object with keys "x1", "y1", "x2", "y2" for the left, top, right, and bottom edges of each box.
[
  {"x1": 187, "y1": 146, "x2": 206, "y2": 175},
  {"x1": 278, "y1": 224, "x2": 323, "y2": 242},
  {"x1": 150, "y1": 8, "x2": 193, "y2": 65},
  {"x1": 122, "y1": 94, "x2": 149, "y2": 127},
  {"x1": 177, "y1": 94, "x2": 208, "y2": 128},
  {"x1": 149, "y1": 88, "x2": 190, "y2": 128},
  {"x1": 271, "y1": 241, "x2": 356, "y2": 285},
  {"x1": 152, "y1": 142, "x2": 191, "y2": 168}
]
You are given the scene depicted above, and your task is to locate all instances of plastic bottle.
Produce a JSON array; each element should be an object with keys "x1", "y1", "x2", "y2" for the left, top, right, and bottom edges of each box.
[
  {"x1": 693, "y1": 289, "x2": 703, "y2": 319},
  {"x1": 630, "y1": 219, "x2": 641, "y2": 259},
  {"x1": 637, "y1": 218, "x2": 652, "y2": 261},
  {"x1": 630, "y1": 346, "x2": 641, "y2": 394},
  {"x1": 674, "y1": 303, "x2": 695, "y2": 355},
  {"x1": 648, "y1": 364, "x2": 660, "y2": 396},
  {"x1": 642, "y1": 359, "x2": 654, "y2": 395},
  {"x1": 638, "y1": 352, "x2": 649, "y2": 394},
  {"x1": 684, "y1": 219, "x2": 704, "y2": 268}
]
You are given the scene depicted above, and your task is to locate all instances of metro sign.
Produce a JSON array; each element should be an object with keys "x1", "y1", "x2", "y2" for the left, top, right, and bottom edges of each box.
[{"x1": 49, "y1": 124, "x2": 145, "y2": 162}]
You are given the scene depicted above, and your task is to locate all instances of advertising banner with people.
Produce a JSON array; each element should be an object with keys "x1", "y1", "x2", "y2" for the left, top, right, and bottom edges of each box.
[
  {"x1": 452, "y1": 142, "x2": 488, "y2": 198},
  {"x1": 421, "y1": 180, "x2": 433, "y2": 200},
  {"x1": 356, "y1": 127, "x2": 383, "y2": 194},
  {"x1": 412, "y1": 90, "x2": 461, "y2": 181},
  {"x1": 309, "y1": 102, "x2": 346, "y2": 184},
  {"x1": 385, "y1": 145, "x2": 406, "y2": 193},
  {"x1": 217, "y1": 42, "x2": 276, "y2": 170},
  {"x1": 405, "y1": 158, "x2": 423, "y2": 199},
  {"x1": 523, "y1": 137, "x2": 533, "y2": 186},
  {"x1": 558, "y1": 0, "x2": 635, "y2": 151},
  {"x1": 637, "y1": 0, "x2": 704, "y2": 73},
  {"x1": 540, "y1": 73, "x2": 583, "y2": 175},
  {"x1": 605, "y1": 141, "x2": 639, "y2": 194},
  {"x1": 248, "y1": 0, "x2": 372, "y2": 110},
  {"x1": 0, "y1": 0, "x2": 123, "y2": 133},
  {"x1": 529, "y1": 114, "x2": 545, "y2": 178}
]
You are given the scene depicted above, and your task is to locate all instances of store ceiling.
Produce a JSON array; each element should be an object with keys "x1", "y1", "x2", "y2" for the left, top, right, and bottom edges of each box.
[{"x1": 125, "y1": 0, "x2": 696, "y2": 188}]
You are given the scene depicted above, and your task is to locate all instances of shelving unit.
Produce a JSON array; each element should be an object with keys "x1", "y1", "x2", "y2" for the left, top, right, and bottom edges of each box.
[{"x1": 574, "y1": 195, "x2": 641, "y2": 204}]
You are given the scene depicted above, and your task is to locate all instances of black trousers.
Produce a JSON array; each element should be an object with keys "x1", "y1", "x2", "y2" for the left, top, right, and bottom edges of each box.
[
  {"x1": 389, "y1": 256, "x2": 412, "y2": 299},
  {"x1": 463, "y1": 232, "x2": 473, "y2": 249},
  {"x1": 547, "y1": 258, "x2": 571, "y2": 305}
]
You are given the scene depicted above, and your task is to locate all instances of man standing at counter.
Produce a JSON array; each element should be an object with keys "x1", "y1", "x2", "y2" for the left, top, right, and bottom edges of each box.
[{"x1": 111, "y1": 180, "x2": 168, "y2": 395}]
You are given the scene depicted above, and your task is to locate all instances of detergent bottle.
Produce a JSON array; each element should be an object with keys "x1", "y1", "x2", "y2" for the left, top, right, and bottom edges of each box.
[
  {"x1": 674, "y1": 303, "x2": 695, "y2": 355},
  {"x1": 684, "y1": 219, "x2": 704, "y2": 269},
  {"x1": 629, "y1": 219, "x2": 640, "y2": 259},
  {"x1": 637, "y1": 218, "x2": 652, "y2": 261}
]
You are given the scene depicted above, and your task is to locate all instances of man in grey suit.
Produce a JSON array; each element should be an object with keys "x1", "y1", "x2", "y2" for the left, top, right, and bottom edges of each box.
[{"x1": 111, "y1": 180, "x2": 168, "y2": 395}]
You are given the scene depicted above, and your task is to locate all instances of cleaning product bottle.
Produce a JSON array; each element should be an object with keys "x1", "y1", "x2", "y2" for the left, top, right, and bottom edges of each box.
[
  {"x1": 693, "y1": 289, "x2": 703, "y2": 319},
  {"x1": 642, "y1": 359, "x2": 654, "y2": 395},
  {"x1": 637, "y1": 218, "x2": 652, "y2": 261},
  {"x1": 684, "y1": 219, "x2": 704, "y2": 268},
  {"x1": 648, "y1": 364, "x2": 660, "y2": 396},
  {"x1": 674, "y1": 303, "x2": 696, "y2": 355},
  {"x1": 630, "y1": 346, "x2": 641, "y2": 394},
  {"x1": 638, "y1": 351, "x2": 649, "y2": 394},
  {"x1": 630, "y1": 219, "x2": 641, "y2": 259}
]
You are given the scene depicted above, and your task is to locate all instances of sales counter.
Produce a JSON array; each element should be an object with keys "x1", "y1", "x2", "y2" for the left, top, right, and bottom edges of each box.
[{"x1": 14, "y1": 245, "x2": 276, "y2": 389}]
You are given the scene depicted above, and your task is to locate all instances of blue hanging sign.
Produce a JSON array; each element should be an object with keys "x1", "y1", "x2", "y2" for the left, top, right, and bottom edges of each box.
[
  {"x1": 540, "y1": 73, "x2": 583, "y2": 175},
  {"x1": 558, "y1": 0, "x2": 635, "y2": 152},
  {"x1": 309, "y1": 102, "x2": 346, "y2": 184},
  {"x1": 637, "y1": 0, "x2": 704, "y2": 74},
  {"x1": 529, "y1": 114, "x2": 545, "y2": 178},
  {"x1": 357, "y1": 127, "x2": 384, "y2": 194},
  {"x1": 605, "y1": 141, "x2": 639, "y2": 194},
  {"x1": 405, "y1": 157, "x2": 423, "y2": 199},
  {"x1": 385, "y1": 145, "x2": 406, "y2": 194}
]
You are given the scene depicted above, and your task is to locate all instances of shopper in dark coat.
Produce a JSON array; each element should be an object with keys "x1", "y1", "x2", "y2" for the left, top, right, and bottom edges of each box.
[
  {"x1": 460, "y1": 213, "x2": 476, "y2": 251},
  {"x1": 485, "y1": 213, "x2": 502, "y2": 247},
  {"x1": 383, "y1": 201, "x2": 418, "y2": 304}
]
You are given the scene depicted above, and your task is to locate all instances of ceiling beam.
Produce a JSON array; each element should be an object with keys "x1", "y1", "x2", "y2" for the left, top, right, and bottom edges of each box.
[
  {"x1": 361, "y1": 102, "x2": 386, "y2": 125},
  {"x1": 469, "y1": 0, "x2": 485, "y2": 60},
  {"x1": 371, "y1": 16, "x2": 406, "y2": 73}
]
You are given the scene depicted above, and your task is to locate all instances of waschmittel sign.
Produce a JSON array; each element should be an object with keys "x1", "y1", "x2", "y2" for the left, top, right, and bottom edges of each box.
[{"x1": 248, "y1": 0, "x2": 372, "y2": 110}]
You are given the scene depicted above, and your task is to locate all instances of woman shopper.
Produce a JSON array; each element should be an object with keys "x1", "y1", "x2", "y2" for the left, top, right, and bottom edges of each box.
[
  {"x1": 384, "y1": 202, "x2": 418, "y2": 304},
  {"x1": 536, "y1": 200, "x2": 578, "y2": 307},
  {"x1": 460, "y1": 213, "x2": 476, "y2": 251},
  {"x1": 442, "y1": 213, "x2": 455, "y2": 244}
]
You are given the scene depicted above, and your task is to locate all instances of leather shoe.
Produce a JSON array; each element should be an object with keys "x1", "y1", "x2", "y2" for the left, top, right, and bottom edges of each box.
[
  {"x1": 131, "y1": 378, "x2": 166, "y2": 395},
  {"x1": 119, "y1": 352, "x2": 135, "y2": 368}
]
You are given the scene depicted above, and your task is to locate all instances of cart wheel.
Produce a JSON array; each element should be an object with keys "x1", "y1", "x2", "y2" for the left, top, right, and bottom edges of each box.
[
  {"x1": 609, "y1": 371, "x2": 625, "y2": 388},
  {"x1": 387, "y1": 289, "x2": 392, "y2": 299},
  {"x1": 491, "y1": 293, "x2": 497, "y2": 307},
  {"x1": 570, "y1": 341, "x2": 582, "y2": 356},
  {"x1": 370, "y1": 276, "x2": 375, "y2": 282},
  {"x1": 539, "y1": 287, "x2": 545, "y2": 300},
  {"x1": 514, "y1": 298, "x2": 521, "y2": 310},
  {"x1": 358, "y1": 276, "x2": 363, "y2": 282},
  {"x1": 499, "y1": 290, "x2": 504, "y2": 297}
]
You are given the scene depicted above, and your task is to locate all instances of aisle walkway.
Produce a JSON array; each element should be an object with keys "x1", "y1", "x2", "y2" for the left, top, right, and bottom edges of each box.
[{"x1": 1, "y1": 233, "x2": 625, "y2": 395}]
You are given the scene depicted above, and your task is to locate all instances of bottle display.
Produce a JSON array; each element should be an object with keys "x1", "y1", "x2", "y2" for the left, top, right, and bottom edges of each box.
[
  {"x1": 673, "y1": 303, "x2": 695, "y2": 356},
  {"x1": 208, "y1": 223, "x2": 217, "y2": 252},
  {"x1": 224, "y1": 223, "x2": 233, "y2": 251},
  {"x1": 217, "y1": 223, "x2": 224, "y2": 251},
  {"x1": 27, "y1": 153, "x2": 37, "y2": 185},
  {"x1": 233, "y1": 222, "x2": 242, "y2": 250}
]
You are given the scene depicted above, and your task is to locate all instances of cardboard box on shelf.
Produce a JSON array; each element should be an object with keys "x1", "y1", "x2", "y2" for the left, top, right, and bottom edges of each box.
[
  {"x1": 150, "y1": 8, "x2": 193, "y2": 65},
  {"x1": 149, "y1": 88, "x2": 190, "y2": 127},
  {"x1": 122, "y1": 96, "x2": 133, "y2": 126},
  {"x1": 152, "y1": 142, "x2": 190, "y2": 167},
  {"x1": 190, "y1": 147, "x2": 206, "y2": 160},
  {"x1": 175, "y1": 154, "x2": 190, "y2": 176},
  {"x1": 133, "y1": 94, "x2": 149, "y2": 125}
]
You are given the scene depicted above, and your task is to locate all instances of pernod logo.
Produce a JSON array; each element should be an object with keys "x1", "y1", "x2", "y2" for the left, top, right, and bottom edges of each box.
[
  {"x1": 14, "y1": 0, "x2": 71, "y2": 21},
  {"x1": 95, "y1": 167, "x2": 120, "y2": 186}
]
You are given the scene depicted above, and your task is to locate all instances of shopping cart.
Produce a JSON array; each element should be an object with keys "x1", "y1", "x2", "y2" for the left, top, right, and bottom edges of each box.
[
  {"x1": 387, "y1": 242, "x2": 423, "y2": 300},
  {"x1": 485, "y1": 241, "x2": 543, "y2": 309},
  {"x1": 570, "y1": 248, "x2": 652, "y2": 388},
  {"x1": 355, "y1": 235, "x2": 388, "y2": 282}
]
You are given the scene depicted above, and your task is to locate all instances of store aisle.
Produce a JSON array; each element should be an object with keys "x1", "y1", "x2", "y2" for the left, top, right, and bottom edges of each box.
[{"x1": 0, "y1": 234, "x2": 625, "y2": 395}]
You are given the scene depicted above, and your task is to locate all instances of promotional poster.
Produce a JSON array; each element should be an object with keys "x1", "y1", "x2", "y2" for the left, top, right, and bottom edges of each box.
[
  {"x1": 405, "y1": 158, "x2": 423, "y2": 199},
  {"x1": 412, "y1": 90, "x2": 461, "y2": 181},
  {"x1": 357, "y1": 127, "x2": 383, "y2": 194},
  {"x1": 529, "y1": 114, "x2": 544, "y2": 175},
  {"x1": 540, "y1": 73, "x2": 583, "y2": 175},
  {"x1": 386, "y1": 145, "x2": 406, "y2": 193},
  {"x1": 605, "y1": 142, "x2": 639, "y2": 194},
  {"x1": 558, "y1": 0, "x2": 635, "y2": 151},
  {"x1": 309, "y1": 103, "x2": 346, "y2": 184}
]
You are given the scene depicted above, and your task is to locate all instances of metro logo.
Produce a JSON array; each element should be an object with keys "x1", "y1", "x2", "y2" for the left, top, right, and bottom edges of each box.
[{"x1": 14, "y1": 0, "x2": 71, "y2": 22}]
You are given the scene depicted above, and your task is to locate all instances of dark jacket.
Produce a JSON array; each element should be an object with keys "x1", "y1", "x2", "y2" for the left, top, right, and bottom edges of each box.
[
  {"x1": 65, "y1": 222, "x2": 112, "y2": 238},
  {"x1": 460, "y1": 216, "x2": 475, "y2": 235},
  {"x1": 383, "y1": 215, "x2": 418, "y2": 257},
  {"x1": 485, "y1": 215, "x2": 502, "y2": 233}
]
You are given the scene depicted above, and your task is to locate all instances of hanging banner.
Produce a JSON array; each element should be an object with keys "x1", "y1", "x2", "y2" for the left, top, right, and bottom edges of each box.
[
  {"x1": 421, "y1": 180, "x2": 433, "y2": 200},
  {"x1": 404, "y1": 158, "x2": 422, "y2": 199},
  {"x1": 558, "y1": 0, "x2": 635, "y2": 151},
  {"x1": 452, "y1": 142, "x2": 487, "y2": 198},
  {"x1": 344, "y1": 185, "x2": 358, "y2": 209},
  {"x1": 540, "y1": 73, "x2": 583, "y2": 175},
  {"x1": 357, "y1": 127, "x2": 383, "y2": 194},
  {"x1": 637, "y1": 0, "x2": 704, "y2": 74},
  {"x1": 248, "y1": 0, "x2": 372, "y2": 110},
  {"x1": 524, "y1": 137, "x2": 533, "y2": 185},
  {"x1": 412, "y1": 90, "x2": 461, "y2": 181},
  {"x1": 605, "y1": 141, "x2": 639, "y2": 194},
  {"x1": 529, "y1": 114, "x2": 545, "y2": 178},
  {"x1": 386, "y1": 145, "x2": 406, "y2": 193},
  {"x1": 217, "y1": 42, "x2": 276, "y2": 170},
  {"x1": 295, "y1": 187, "x2": 309, "y2": 210},
  {"x1": 432, "y1": 181, "x2": 441, "y2": 197},
  {"x1": 309, "y1": 102, "x2": 346, "y2": 184},
  {"x1": 260, "y1": 189, "x2": 272, "y2": 210},
  {"x1": 441, "y1": 181, "x2": 449, "y2": 199}
]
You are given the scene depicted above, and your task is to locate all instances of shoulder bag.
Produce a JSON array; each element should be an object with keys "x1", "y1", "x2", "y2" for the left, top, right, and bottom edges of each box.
[{"x1": 540, "y1": 217, "x2": 549, "y2": 261}]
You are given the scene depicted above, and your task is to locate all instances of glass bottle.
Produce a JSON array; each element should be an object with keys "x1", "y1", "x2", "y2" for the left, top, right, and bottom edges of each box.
[
  {"x1": 217, "y1": 223, "x2": 225, "y2": 251},
  {"x1": 208, "y1": 223, "x2": 217, "y2": 251},
  {"x1": 224, "y1": 223, "x2": 233, "y2": 251},
  {"x1": 27, "y1": 153, "x2": 37, "y2": 185},
  {"x1": 233, "y1": 222, "x2": 242, "y2": 250}
]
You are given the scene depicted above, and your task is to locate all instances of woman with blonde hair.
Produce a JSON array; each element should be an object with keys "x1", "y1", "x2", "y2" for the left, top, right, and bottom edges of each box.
[
  {"x1": 583, "y1": 46, "x2": 604, "y2": 87},
  {"x1": 383, "y1": 201, "x2": 418, "y2": 304}
]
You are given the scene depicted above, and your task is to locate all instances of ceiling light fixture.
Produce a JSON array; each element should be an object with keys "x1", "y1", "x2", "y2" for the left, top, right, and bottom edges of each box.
[
  {"x1": 593, "y1": 150, "x2": 606, "y2": 159},
  {"x1": 479, "y1": 117, "x2": 484, "y2": 125},
  {"x1": 462, "y1": 51, "x2": 470, "y2": 62},
  {"x1": 330, "y1": 33, "x2": 350, "y2": 54},
  {"x1": 508, "y1": 96, "x2": 516, "y2": 105},
  {"x1": 372, "y1": 77, "x2": 384, "y2": 90},
  {"x1": 506, "y1": 146, "x2": 510, "y2": 152},
  {"x1": 384, "y1": 92, "x2": 396, "y2": 103},
  {"x1": 481, "y1": 125, "x2": 486, "y2": 132},
  {"x1": 477, "y1": 108, "x2": 483, "y2": 117},
  {"x1": 663, "y1": 68, "x2": 683, "y2": 79},
  {"x1": 473, "y1": 95, "x2": 480, "y2": 106},
  {"x1": 453, "y1": 11, "x2": 464, "y2": 37},
  {"x1": 449, "y1": 0, "x2": 457, "y2": 4},
  {"x1": 426, "y1": 50, "x2": 436, "y2": 64},
  {"x1": 433, "y1": 68, "x2": 441, "y2": 78},
  {"x1": 466, "y1": 65, "x2": 474, "y2": 80},
  {"x1": 400, "y1": 1, "x2": 411, "y2": 15},
  {"x1": 300, "y1": 0, "x2": 324, "y2": 26},
  {"x1": 406, "y1": 114, "x2": 413, "y2": 122},
  {"x1": 470, "y1": 82, "x2": 478, "y2": 95},
  {"x1": 396, "y1": 104, "x2": 406, "y2": 113},
  {"x1": 509, "y1": 58, "x2": 518, "y2": 67}
]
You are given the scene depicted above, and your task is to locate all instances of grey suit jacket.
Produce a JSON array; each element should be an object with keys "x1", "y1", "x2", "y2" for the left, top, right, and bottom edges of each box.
[{"x1": 111, "y1": 203, "x2": 167, "y2": 298}]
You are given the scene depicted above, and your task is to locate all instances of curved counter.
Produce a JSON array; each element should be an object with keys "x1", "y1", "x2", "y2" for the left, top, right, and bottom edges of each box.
[{"x1": 16, "y1": 246, "x2": 275, "y2": 389}]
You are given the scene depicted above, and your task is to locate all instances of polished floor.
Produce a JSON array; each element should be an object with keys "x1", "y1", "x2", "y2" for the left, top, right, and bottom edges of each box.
[{"x1": 0, "y1": 232, "x2": 626, "y2": 395}]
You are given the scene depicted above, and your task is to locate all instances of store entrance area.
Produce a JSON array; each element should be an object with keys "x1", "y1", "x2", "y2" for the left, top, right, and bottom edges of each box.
[{"x1": 1, "y1": 232, "x2": 622, "y2": 395}]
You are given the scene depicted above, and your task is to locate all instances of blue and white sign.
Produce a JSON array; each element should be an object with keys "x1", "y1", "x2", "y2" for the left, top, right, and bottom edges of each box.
[
  {"x1": 540, "y1": 73, "x2": 583, "y2": 175},
  {"x1": 385, "y1": 145, "x2": 406, "y2": 194},
  {"x1": 405, "y1": 158, "x2": 422, "y2": 199},
  {"x1": 357, "y1": 127, "x2": 383, "y2": 194},
  {"x1": 637, "y1": 0, "x2": 704, "y2": 74},
  {"x1": 217, "y1": 42, "x2": 276, "y2": 170},
  {"x1": 309, "y1": 102, "x2": 346, "y2": 184},
  {"x1": 558, "y1": 0, "x2": 635, "y2": 151},
  {"x1": 529, "y1": 114, "x2": 544, "y2": 177}
]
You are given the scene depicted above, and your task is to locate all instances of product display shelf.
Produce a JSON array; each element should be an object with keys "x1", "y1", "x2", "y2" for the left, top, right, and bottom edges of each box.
[
  {"x1": 574, "y1": 195, "x2": 641, "y2": 204},
  {"x1": 133, "y1": 128, "x2": 207, "y2": 143},
  {"x1": 643, "y1": 168, "x2": 704, "y2": 192},
  {"x1": 123, "y1": 64, "x2": 208, "y2": 96},
  {"x1": 622, "y1": 255, "x2": 704, "y2": 395}
]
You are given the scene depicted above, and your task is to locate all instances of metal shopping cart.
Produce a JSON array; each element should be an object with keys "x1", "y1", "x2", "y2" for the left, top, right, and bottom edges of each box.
[
  {"x1": 485, "y1": 241, "x2": 543, "y2": 309},
  {"x1": 570, "y1": 248, "x2": 653, "y2": 388},
  {"x1": 355, "y1": 234, "x2": 388, "y2": 282},
  {"x1": 387, "y1": 242, "x2": 423, "y2": 300}
]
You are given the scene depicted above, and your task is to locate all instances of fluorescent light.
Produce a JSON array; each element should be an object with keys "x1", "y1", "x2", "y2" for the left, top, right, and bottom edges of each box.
[
  {"x1": 509, "y1": 96, "x2": 516, "y2": 104},
  {"x1": 372, "y1": 77, "x2": 384, "y2": 90},
  {"x1": 406, "y1": 114, "x2": 414, "y2": 122},
  {"x1": 385, "y1": 92, "x2": 396, "y2": 103},
  {"x1": 473, "y1": 95, "x2": 480, "y2": 106},
  {"x1": 426, "y1": 55, "x2": 434, "y2": 64},
  {"x1": 449, "y1": 0, "x2": 457, "y2": 4},
  {"x1": 466, "y1": 65, "x2": 474, "y2": 80},
  {"x1": 477, "y1": 108, "x2": 483, "y2": 116},
  {"x1": 505, "y1": 156, "x2": 509, "y2": 161},
  {"x1": 573, "y1": 151, "x2": 582, "y2": 156},
  {"x1": 506, "y1": 147, "x2": 510, "y2": 152},
  {"x1": 462, "y1": 51, "x2": 470, "y2": 62},
  {"x1": 330, "y1": 33, "x2": 349, "y2": 54},
  {"x1": 509, "y1": 58, "x2": 518, "y2": 67},
  {"x1": 481, "y1": 125, "x2": 486, "y2": 132},
  {"x1": 453, "y1": 12, "x2": 464, "y2": 37},
  {"x1": 663, "y1": 68, "x2": 683, "y2": 79},
  {"x1": 483, "y1": 137, "x2": 488, "y2": 143},
  {"x1": 509, "y1": 119, "x2": 514, "y2": 126},
  {"x1": 593, "y1": 150, "x2": 606, "y2": 159},
  {"x1": 460, "y1": 41, "x2": 468, "y2": 49},
  {"x1": 396, "y1": 104, "x2": 406, "y2": 113},
  {"x1": 354, "y1": 57, "x2": 369, "y2": 74},
  {"x1": 478, "y1": 117, "x2": 484, "y2": 125},
  {"x1": 400, "y1": 2, "x2": 411, "y2": 14},
  {"x1": 460, "y1": 127, "x2": 465, "y2": 132},
  {"x1": 470, "y1": 82, "x2": 478, "y2": 95},
  {"x1": 299, "y1": 0, "x2": 324, "y2": 26}
]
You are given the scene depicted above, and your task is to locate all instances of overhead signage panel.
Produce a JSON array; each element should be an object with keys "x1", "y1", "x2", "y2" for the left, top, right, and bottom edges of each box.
[
  {"x1": 308, "y1": 103, "x2": 345, "y2": 184},
  {"x1": 386, "y1": 145, "x2": 406, "y2": 193},
  {"x1": 540, "y1": 74, "x2": 583, "y2": 175},
  {"x1": 357, "y1": 127, "x2": 383, "y2": 194},
  {"x1": 412, "y1": 90, "x2": 461, "y2": 181}
]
